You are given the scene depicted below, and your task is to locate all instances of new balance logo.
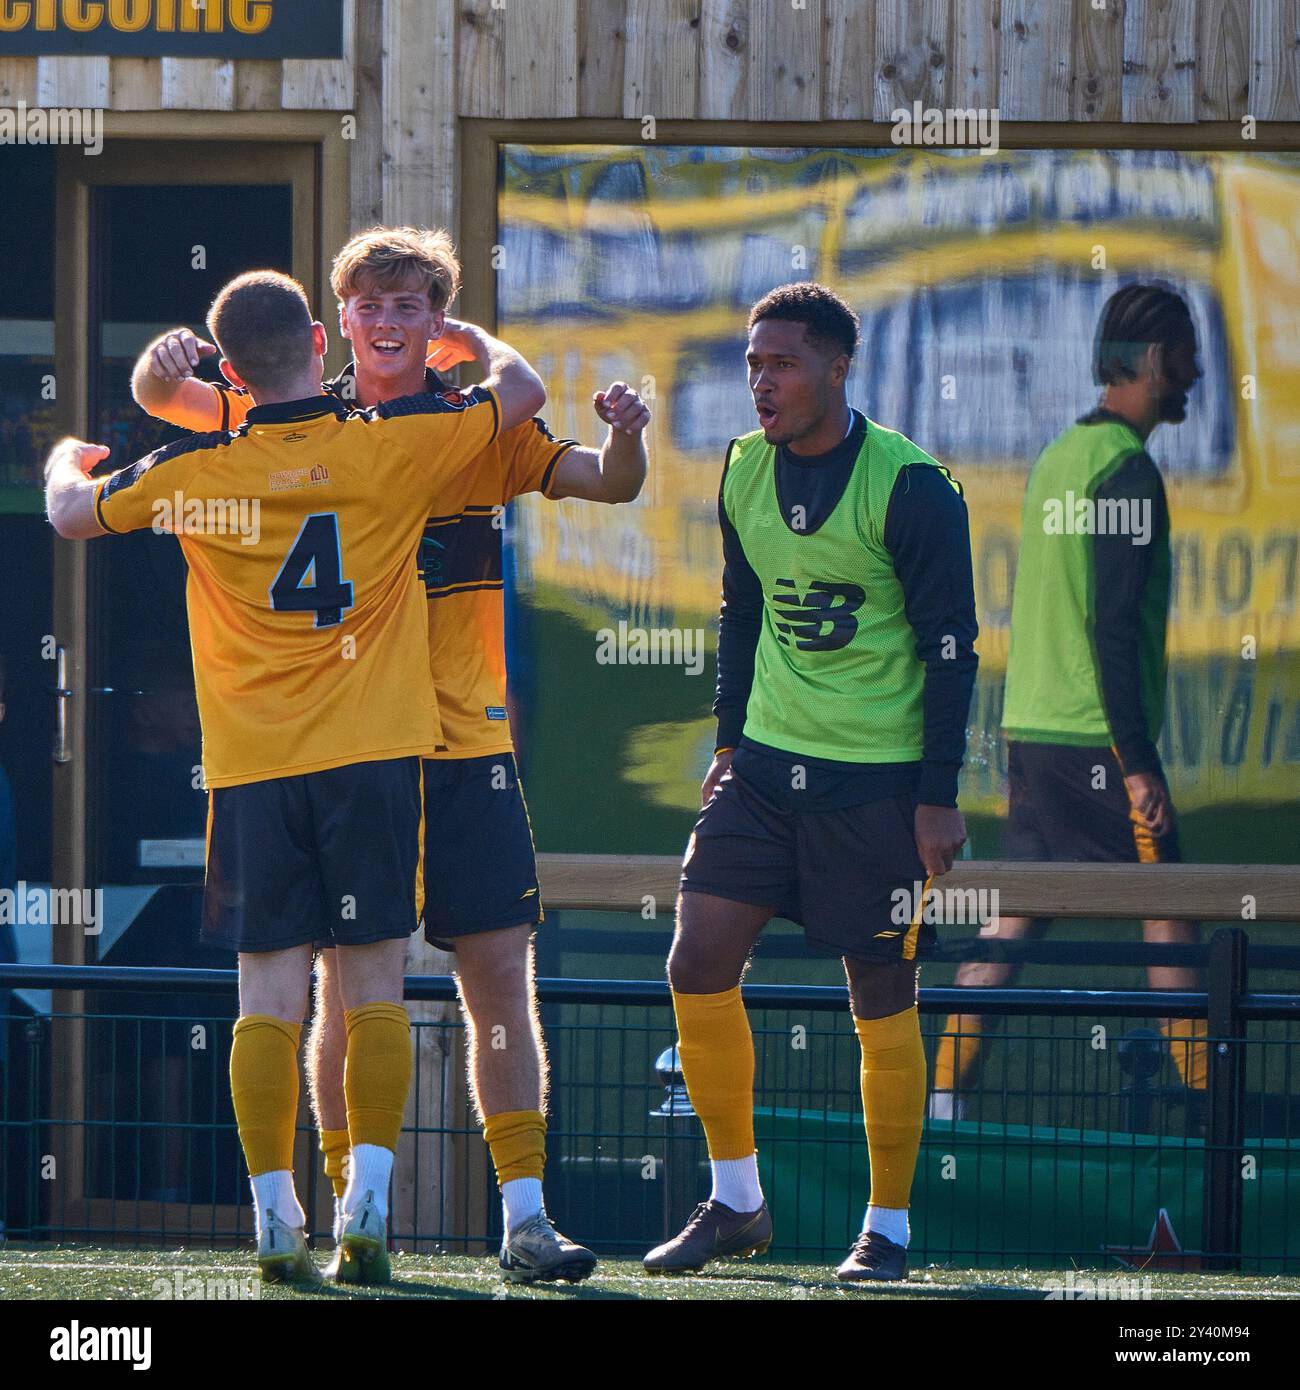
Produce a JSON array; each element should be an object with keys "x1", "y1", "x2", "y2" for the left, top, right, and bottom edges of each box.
[{"x1": 771, "y1": 580, "x2": 865, "y2": 651}]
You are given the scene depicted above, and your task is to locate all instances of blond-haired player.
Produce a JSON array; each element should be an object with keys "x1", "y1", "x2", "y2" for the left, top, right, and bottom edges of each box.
[{"x1": 131, "y1": 227, "x2": 649, "y2": 1283}]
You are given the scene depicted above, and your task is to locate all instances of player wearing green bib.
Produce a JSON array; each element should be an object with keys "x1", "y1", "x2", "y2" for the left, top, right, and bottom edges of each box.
[
  {"x1": 932, "y1": 282, "x2": 1208, "y2": 1122},
  {"x1": 644, "y1": 284, "x2": 978, "y2": 1282}
]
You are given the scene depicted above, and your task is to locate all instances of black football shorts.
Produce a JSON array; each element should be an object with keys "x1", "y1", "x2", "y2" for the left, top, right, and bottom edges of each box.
[
  {"x1": 679, "y1": 764, "x2": 934, "y2": 960},
  {"x1": 202, "y1": 756, "x2": 424, "y2": 953},
  {"x1": 1003, "y1": 741, "x2": 1183, "y2": 864}
]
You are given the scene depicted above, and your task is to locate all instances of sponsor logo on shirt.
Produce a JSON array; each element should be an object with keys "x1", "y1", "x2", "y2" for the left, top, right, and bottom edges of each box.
[
  {"x1": 771, "y1": 579, "x2": 865, "y2": 651},
  {"x1": 269, "y1": 463, "x2": 331, "y2": 492}
]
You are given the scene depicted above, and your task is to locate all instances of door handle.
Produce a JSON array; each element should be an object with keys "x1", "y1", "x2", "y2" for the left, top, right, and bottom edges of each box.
[{"x1": 53, "y1": 644, "x2": 72, "y2": 764}]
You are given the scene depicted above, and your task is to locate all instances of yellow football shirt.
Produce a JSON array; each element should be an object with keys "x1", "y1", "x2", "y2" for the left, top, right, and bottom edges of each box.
[
  {"x1": 210, "y1": 372, "x2": 576, "y2": 758},
  {"x1": 93, "y1": 387, "x2": 501, "y2": 787}
]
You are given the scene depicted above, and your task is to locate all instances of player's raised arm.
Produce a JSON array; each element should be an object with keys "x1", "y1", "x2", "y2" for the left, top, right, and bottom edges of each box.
[
  {"x1": 44, "y1": 438, "x2": 110, "y2": 539},
  {"x1": 131, "y1": 326, "x2": 233, "y2": 432},
  {"x1": 426, "y1": 316, "x2": 544, "y2": 432},
  {"x1": 543, "y1": 382, "x2": 649, "y2": 503}
]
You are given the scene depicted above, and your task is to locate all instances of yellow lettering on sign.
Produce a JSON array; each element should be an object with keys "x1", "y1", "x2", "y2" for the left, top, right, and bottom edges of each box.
[
  {"x1": 154, "y1": 0, "x2": 175, "y2": 30},
  {"x1": 0, "y1": 1, "x2": 33, "y2": 32},
  {"x1": 108, "y1": 0, "x2": 151, "y2": 31},
  {"x1": 179, "y1": 0, "x2": 201, "y2": 33},
  {"x1": 61, "y1": 0, "x2": 104, "y2": 30},
  {"x1": 35, "y1": 0, "x2": 56, "y2": 32},
  {"x1": 229, "y1": 0, "x2": 270, "y2": 35}
]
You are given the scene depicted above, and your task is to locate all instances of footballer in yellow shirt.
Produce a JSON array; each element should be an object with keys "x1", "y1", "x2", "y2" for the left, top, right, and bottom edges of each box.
[
  {"x1": 47, "y1": 268, "x2": 549, "y2": 1287},
  {"x1": 130, "y1": 226, "x2": 651, "y2": 1286}
]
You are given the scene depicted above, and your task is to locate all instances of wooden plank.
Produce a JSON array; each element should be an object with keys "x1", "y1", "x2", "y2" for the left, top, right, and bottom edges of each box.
[
  {"x1": 350, "y1": 0, "x2": 384, "y2": 228},
  {"x1": 624, "y1": 0, "x2": 700, "y2": 119},
  {"x1": 459, "y1": 113, "x2": 1298, "y2": 151},
  {"x1": 459, "y1": 0, "x2": 506, "y2": 118},
  {"x1": 1197, "y1": 0, "x2": 1250, "y2": 119},
  {"x1": 109, "y1": 58, "x2": 162, "y2": 111},
  {"x1": 37, "y1": 57, "x2": 109, "y2": 108},
  {"x1": 699, "y1": 0, "x2": 749, "y2": 119},
  {"x1": 0, "y1": 57, "x2": 38, "y2": 105},
  {"x1": 505, "y1": 0, "x2": 578, "y2": 119},
  {"x1": 392, "y1": 935, "x2": 463, "y2": 1254},
  {"x1": 579, "y1": 0, "x2": 627, "y2": 116},
  {"x1": 823, "y1": 0, "x2": 874, "y2": 119},
  {"x1": 160, "y1": 59, "x2": 235, "y2": 110},
  {"x1": 750, "y1": 0, "x2": 822, "y2": 121},
  {"x1": 873, "y1": 0, "x2": 949, "y2": 119},
  {"x1": 999, "y1": 0, "x2": 1071, "y2": 120},
  {"x1": 947, "y1": 0, "x2": 999, "y2": 113},
  {"x1": 535, "y1": 854, "x2": 1300, "y2": 923},
  {"x1": 458, "y1": 122, "x2": 499, "y2": 331},
  {"x1": 282, "y1": 0, "x2": 356, "y2": 110},
  {"x1": 1123, "y1": 0, "x2": 1196, "y2": 122},
  {"x1": 382, "y1": 0, "x2": 457, "y2": 229},
  {"x1": 1248, "y1": 0, "x2": 1300, "y2": 120},
  {"x1": 1070, "y1": 0, "x2": 1123, "y2": 120},
  {"x1": 235, "y1": 61, "x2": 283, "y2": 111}
]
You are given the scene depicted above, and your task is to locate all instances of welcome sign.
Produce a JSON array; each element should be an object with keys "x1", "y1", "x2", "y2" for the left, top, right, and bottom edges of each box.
[{"x1": 0, "y1": 0, "x2": 343, "y2": 59}]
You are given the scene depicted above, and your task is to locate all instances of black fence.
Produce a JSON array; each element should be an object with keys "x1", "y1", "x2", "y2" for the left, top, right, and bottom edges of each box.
[{"x1": 2, "y1": 927, "x2": 1298, "y2": 1271}]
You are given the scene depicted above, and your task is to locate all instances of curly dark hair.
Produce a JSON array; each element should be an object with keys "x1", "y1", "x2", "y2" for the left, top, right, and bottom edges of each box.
[{"x1": 748, "y1": 282, "x2": 860, "y2": 361}]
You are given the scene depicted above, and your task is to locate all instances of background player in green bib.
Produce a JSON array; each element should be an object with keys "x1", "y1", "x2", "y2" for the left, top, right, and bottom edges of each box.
[
  {"x1": 931, "y1": 282, "x2": 1208, "y2": 1121},
  {"x1": 644, "y1": 284, "x2": 978, "y2": 1282}
]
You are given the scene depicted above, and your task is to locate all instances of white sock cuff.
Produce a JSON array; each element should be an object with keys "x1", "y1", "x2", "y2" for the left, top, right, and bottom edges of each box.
[
  {"x1": 343, "y1": 1142, "x2": 394, "y2": 1220},
  {"x1": 709, "y1": 1154, "x2": 763, "y2": 1213},
  {"x1": 501, "y1": 1177, "x2": 544, "y2": 1234},
  {"x1": 251, "y1": 1169, "x2": 304, "y2": 1233},
  {"x1": 864, "y1": 1204, "x2": 910, "y2": 1246}
]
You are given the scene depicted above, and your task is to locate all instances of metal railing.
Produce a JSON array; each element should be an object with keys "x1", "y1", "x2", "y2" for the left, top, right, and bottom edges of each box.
[{"x1": 3, "y1": 926, "x2": 1298, "y2": 1270}]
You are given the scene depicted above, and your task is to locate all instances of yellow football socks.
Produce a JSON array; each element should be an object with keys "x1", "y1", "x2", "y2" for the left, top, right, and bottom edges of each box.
[
  {"x1": 932, "y1": 1012, "x2": 985, "y2": 1095},
  {"x1": 672, "y1": 986, "x2": 756, "y2": 1161},
  {"x1": 343, "y1": 1001, "x2": 413, "y2": 1151},
  {"x1": 1162, "y1": 1016, "x2": 1209, "y2": 1090},
  {"x1": 856, "y1": 1007, "x2": 926, "y2": 1210},
  {"x1": 319, "y1": 1127, "x2": 350, "y2": 1199},
  {"x1": 483, "y1": 1109, "x2": 547, "y2": 1185},
  {"x1": 230, "y1": 1014, "x2": 301, "y2": 1176}
]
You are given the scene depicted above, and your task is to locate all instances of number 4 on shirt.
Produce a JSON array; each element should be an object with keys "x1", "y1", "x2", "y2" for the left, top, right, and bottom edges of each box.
[{"x1": 270, "y1": 513, "x2": 354, "y2": 628}]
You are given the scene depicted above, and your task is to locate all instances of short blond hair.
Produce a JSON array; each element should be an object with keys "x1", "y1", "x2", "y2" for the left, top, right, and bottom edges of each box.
[{"x1": 330, "y1": 226, "x2": 461, "y2": 312}]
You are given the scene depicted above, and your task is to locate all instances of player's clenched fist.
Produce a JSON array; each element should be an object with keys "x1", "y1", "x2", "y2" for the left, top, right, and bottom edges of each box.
[
  {"x1": 594, "y1": 382, "x2": 651, "y2": 436},
  {"x1": 150, "y1": 327, "x2": 217, "y2": 382},
  {"x1": 44, "y1": 437, "x2": 109, "y2": 483}
]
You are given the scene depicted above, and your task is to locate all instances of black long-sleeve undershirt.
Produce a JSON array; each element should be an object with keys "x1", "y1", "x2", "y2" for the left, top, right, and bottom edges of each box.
[
  {"x1": 1089, "y1": 441, "x2": 1169, "y2": 777},
  {"x1": 713, "y1": 416, "x2": 978, "y2": 809}
]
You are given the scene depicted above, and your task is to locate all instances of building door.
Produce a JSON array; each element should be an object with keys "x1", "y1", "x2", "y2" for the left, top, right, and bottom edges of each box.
[{"x1": 43, "y1": 140, "x2": 317, "y2": 1233}]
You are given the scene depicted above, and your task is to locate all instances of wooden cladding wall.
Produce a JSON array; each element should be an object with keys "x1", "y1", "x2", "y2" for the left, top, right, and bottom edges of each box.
[
  {"x1": 1, "y1": 1, "x2": 1296, "y2": 121},
  {"x1": 456, "y1": 0, "x2": 1296, "y2": 124}
]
